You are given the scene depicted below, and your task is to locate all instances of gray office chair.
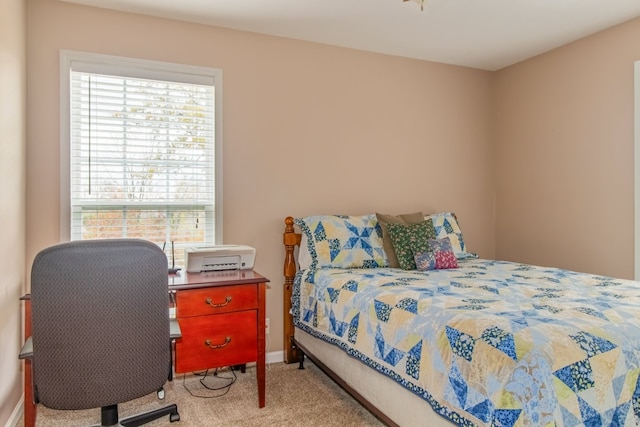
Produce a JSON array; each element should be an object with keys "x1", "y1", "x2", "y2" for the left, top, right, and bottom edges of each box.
[{"x1": 20, "y1": 238, "x2": 180, "y2": 426}]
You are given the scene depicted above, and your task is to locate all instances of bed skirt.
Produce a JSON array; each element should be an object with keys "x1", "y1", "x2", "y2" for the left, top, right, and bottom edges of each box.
[{"x1": 295, "y1": 327, "x2": 453, "y2": 426}]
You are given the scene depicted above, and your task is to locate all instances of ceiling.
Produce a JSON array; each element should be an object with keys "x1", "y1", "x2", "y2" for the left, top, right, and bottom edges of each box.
[{"x1": 61, "y1": 0, "x2": 640, "y2": 71}]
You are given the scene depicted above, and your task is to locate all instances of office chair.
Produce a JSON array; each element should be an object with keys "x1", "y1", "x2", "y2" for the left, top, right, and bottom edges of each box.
[{"x1": 20, "y1": 238, "x2": 180, "y2": 426}]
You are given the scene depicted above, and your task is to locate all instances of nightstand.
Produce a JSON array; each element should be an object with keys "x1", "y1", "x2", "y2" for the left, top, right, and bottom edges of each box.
[{"x1": 169, "y1": 270, "x2": 269, "y2": 408}]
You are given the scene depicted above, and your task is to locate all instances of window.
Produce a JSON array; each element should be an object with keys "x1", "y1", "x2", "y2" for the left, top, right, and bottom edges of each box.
[{"x1": 61, "y1": 51, "x2": 223, "y2": 265}]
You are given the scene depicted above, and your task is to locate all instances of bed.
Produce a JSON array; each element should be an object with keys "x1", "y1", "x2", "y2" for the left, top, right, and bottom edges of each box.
[{"x1": 282, "y1": 212, "x2": 640, "y2": 426}]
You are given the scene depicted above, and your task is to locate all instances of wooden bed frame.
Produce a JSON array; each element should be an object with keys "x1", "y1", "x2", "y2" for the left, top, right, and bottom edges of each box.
[
  {"x1": 282, "y1": 216, "x2": 398, "y2": 426},
  {"x1": 282, "y1": 216, "x2": 300, "y2": 364}
]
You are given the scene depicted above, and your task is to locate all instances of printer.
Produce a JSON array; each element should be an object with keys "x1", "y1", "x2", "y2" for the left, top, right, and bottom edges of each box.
[{"x1": 184, "y1": 245, "x2": 256, "y2": 273}]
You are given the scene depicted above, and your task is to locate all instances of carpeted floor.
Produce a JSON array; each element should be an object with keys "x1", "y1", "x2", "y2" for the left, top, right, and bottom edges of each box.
[{"x1": 18, "y1": 362, "x2": 385, "y2": 426}]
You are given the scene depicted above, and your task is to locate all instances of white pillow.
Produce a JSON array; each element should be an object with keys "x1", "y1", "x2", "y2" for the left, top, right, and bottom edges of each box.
[{"x1": 298, "y1": 233, "x2": 313, "y2": 271}]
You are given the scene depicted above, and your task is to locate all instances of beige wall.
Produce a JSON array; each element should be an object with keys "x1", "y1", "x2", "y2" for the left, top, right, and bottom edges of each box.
[
  {"x1": 493, "y1": 16, "x2": 640, "y2": 278},
  {"x1": 0, "y1": 0, "x2": 27, "y2": 425},
  {"x1": 25, "y1": 0, "x2": 494, "y2": 365},
  {"x1": 11, "y1": 0, "x2": 639, "y2": 421}
]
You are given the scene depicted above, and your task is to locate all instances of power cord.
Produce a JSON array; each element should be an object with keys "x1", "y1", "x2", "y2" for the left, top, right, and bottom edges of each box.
[
  {"x1": 182, "y1": 367, "x2": 237, "y2": 398},
  {"x1": 265, "y1": 333, "x2": 272, "y2": 371}
]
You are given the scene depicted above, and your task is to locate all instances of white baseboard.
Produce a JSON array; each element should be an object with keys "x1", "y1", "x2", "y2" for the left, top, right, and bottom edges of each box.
[
  {"x1": 245, "y1": 350, "x2": 284, "y2": 367},
  {"x1": 5, "y1": 395, "x2": 23, "y2": 427},
  {"x1": 266, "y1": 350, "x2": 284, "y2": 364}
]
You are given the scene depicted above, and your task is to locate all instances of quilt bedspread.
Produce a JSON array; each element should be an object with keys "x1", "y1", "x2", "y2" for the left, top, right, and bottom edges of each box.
[{"x1": 292, "y1": 259, "x2": 640, "y2": 426}]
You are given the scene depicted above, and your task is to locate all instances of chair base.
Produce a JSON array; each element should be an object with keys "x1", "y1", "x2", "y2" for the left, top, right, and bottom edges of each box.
[{"x1": 97, "y1": 403, "x2": 180, "y2": 427}]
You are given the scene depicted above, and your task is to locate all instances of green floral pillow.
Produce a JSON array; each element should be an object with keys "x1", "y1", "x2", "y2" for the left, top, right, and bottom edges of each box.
[
  {"x1": 375, "y1": 212, "x2": 424, "y2": 268},
  {"x1": 386, "y1": 220, "x2": 436, "y2": 270}
]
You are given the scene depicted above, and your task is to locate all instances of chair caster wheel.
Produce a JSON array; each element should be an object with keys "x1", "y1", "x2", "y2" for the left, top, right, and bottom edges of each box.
[
  {"x1": 170, "y1": 412, "x2": 180, "y2": 422},
  {"x1": 157, "y1": 388, "x2": 165, "y2": 400}
]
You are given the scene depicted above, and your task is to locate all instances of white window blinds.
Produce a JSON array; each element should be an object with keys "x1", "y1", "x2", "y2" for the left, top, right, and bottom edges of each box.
[{"x1": 68, "y1": 57, "x2": 219, "y2": 258}]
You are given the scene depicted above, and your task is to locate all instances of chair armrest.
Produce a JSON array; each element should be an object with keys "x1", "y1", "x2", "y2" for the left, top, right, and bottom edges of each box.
[
  {"x1": 19, "y1": 336, "x2": 33, "y2": 360},
  {"x1": 170, "y1": 319, "x2": 181, "y2": 339}
]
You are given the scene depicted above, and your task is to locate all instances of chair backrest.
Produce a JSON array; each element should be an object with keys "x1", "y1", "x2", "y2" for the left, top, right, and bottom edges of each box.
[{"x1": 30, "y1": 238, "x2": 170, "y2": 410}]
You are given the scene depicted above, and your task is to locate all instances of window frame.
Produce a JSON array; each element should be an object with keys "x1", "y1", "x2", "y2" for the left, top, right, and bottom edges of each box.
[
  {"x1": 59, "y1": 50, "x2": 223, "y2": 244},
  {"x1": 633, "y1": 61, "x2": 640, "y2": 280}
]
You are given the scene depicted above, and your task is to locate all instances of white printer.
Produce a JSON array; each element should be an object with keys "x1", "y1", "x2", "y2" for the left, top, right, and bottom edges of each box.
[{"x1": 184, "y1": 245, "x2": 256, "y2": 273}]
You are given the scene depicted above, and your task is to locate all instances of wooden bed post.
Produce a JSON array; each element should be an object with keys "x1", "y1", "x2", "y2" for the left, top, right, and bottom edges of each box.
[{"x1": 283, "y1": 216, "x2": 301, "y2": 364}]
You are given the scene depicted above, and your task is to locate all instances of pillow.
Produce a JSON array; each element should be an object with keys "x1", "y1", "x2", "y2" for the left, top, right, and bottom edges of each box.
[
  {"x1": 294, "y1": 214, "x2": 387, "y2": 269},
  {"x1": 386, "y1": 220, "x2": 436, "y2": 270},
  {"x1": 415, "y1": 237, "x2": 459, "y2": 271},
  {"x1": 298, "y1": 233, "x2": 313, "y2": 270},
  {"x1": 375, "y1": 212, "x2": 424, "y2": 268},
  {"x1": 425, "y1": 212, "x2": 476, "y2": 260}
]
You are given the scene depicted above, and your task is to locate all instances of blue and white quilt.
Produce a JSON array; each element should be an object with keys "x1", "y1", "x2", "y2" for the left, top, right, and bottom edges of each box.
[{"x1": 292, "y1": 259, "x2": 640, "y2": 426}]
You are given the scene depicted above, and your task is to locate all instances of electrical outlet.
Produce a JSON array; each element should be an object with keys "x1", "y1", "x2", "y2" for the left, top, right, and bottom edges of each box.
[{"x1": 265, "y1": 318, "x2": 270, "y2": 334}]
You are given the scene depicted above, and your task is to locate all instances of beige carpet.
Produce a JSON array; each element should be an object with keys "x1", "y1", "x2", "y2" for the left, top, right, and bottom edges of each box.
[{"x1": 18, "y1": 362, "x2": 385, "y2": 426}]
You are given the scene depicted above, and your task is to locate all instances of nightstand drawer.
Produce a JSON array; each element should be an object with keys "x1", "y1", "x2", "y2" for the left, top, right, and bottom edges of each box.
[
  {"x1": 175, "y1": 285, "x2": 257, "y2": 317},
  {"x1": 174, "y1": 310, "x2": 258, "y2": 373}
]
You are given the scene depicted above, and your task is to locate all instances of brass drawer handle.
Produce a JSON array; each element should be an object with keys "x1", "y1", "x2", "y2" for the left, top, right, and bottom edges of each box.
[
  {"x1": 205, "y1": 296, "x2": 232, "y2": 308},
  {"x1": 204, "y1": 336, "x2": 231, "y2": 349}
]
